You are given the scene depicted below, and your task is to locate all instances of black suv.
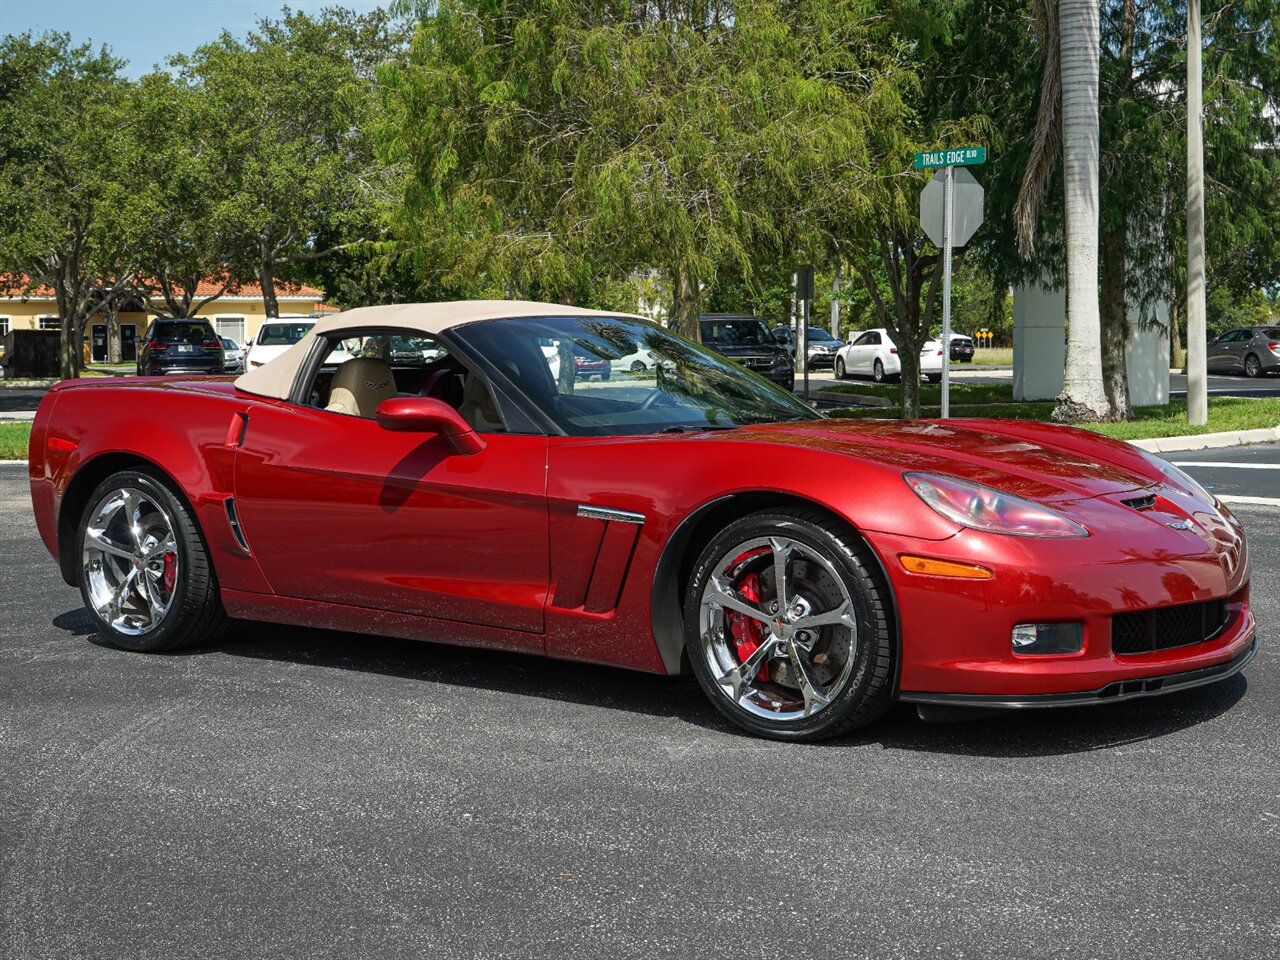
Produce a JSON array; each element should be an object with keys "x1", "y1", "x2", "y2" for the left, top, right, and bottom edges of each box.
[
  {"x1": 137, "y1": 318, "x2": 225, "y2": 376},
  {"x1": 699, "y1": 315, "x2": 794, "y2": 390}
]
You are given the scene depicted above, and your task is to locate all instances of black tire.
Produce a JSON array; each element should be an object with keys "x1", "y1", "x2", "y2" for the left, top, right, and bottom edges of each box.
[
  {"x1": 75, "y1": 468, "x2": 226, "y2": 652},
  {"x1": 683, "y1": 508, "x2": 895, "y2": 741},
  {"x1": 835, "y1": 357, "x2": 847, "y2": 380},
  {"x1": 630, "y1": 360, "x2": 646, "y2": 373},
  {"x1": 872, "y1": 359, "x2": 886, "y2": 383},
  {"x1": 926, "y1": 373, "x2": 942, "y2": 384},
  {"x1": 1244, "y1": 353, "x2": 1261, "y2": 378}
]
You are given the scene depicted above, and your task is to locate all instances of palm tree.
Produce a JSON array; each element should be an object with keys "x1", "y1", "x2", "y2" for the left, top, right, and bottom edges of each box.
[{"x1": 1016, "y1": 0, "x2": 1113, "y2": 422}]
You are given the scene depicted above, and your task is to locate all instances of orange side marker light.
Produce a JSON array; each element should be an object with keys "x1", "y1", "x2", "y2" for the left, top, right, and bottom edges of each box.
[{"x1": 899, "y1": 555, "x2": 993, "y2": 579}]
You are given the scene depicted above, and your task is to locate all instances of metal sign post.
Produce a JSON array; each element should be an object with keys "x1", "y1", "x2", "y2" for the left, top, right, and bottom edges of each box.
[
  {"x1": 941, "y1": 165, "x2": 953, "y2": 418},
  {"x1": 917, "y1": 147, "x2": 986, "y2": 419},
  {"x1": 795, "y1": 265, "x2": 814, "y2": 400}
]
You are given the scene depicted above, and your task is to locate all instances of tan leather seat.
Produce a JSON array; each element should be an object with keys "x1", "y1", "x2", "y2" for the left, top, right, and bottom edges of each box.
[
  {"x1": 458, "y1": 373, "x2": 504, "y2": 432},
  {"x1": 325, "y1": 357, "x2": 397, "y2": 418}
]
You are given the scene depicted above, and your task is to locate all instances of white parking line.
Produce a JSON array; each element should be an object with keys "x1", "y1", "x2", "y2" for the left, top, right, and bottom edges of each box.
[
  {"x1": 1172, "y1": 462, "x2": 1280, "y2": 470},
  {"x1": 1217, "y1": 495, "x2": 1280, "y2": 507}
]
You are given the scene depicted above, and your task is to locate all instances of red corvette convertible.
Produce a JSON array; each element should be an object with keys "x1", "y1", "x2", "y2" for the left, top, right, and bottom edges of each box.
[{"x1": 29, "y1": 302, "x2": 1256, "y2": 740}]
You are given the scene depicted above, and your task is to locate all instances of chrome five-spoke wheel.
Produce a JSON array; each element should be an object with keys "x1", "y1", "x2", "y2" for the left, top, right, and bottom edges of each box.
[
  {"x1": 77, "y1": 469, "x2": 225, "y2": 651},
  {"x1": 83, "y1": 486, "x2": 179, "y2": 635},
  {"x1": 684, "y1": 509, "x2": 894, "y2": 740},
  {"x1": 700, "y1": 536, "x2": 857, "y2": 720}
]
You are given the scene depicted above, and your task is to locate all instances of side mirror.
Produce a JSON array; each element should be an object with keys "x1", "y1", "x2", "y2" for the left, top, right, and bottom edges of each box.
[{"x1": 375, "y1": 396, "x2": 485, "y2": 455}]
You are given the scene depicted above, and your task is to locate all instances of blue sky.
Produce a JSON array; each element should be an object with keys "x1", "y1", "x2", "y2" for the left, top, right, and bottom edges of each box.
[{"x1": 0, "y1": 0, "x2": 390, "y2": 77}]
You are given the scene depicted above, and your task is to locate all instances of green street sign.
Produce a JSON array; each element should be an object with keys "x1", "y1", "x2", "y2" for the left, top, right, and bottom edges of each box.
[{"x1": 913, "y1": 146, "x2": 987, "y2": 170}]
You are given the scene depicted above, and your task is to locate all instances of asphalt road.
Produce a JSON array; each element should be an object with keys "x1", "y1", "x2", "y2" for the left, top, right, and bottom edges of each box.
[
  {"x1": 1170, "y1": 441, "x2": 1280, "y2": 502},
  {"x1": 1, "y1": 463, "x2": 1277, "y2": 959}
]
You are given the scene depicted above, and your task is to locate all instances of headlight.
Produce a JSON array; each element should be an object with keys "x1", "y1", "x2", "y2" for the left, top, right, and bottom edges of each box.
[
  {"x1": 904, "y1": 472, "x2": 1089, "y2": 538},
  {"x1": 1137, "y1": 450, "x2": 1213, "y2": 504}
]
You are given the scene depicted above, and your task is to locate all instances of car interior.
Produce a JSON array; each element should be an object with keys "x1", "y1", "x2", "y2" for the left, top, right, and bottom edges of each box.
[{"x1": 302, "y1": 330, "x2": 508, "y2": 432}]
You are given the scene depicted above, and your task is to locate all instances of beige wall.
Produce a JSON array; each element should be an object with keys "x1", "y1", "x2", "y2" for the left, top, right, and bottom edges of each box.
[{"x1": 0, "y1": 295, "x2": 325, "y2": 363}]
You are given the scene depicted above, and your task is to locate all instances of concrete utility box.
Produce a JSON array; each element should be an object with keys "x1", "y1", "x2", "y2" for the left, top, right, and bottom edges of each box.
[
  {"x1": 0, "y1": 329, "x2": 60, "y2": 378},
  {"x1": 1012, "y1": 282, "x2": 1066, "y2": 400},
  {"x1": 1125, "y1": 300, "x2": 1171, "y2": 407}
]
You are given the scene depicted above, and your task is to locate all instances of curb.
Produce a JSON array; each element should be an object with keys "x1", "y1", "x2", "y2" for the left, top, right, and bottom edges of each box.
[
  {"x1": 811, "y1": 390, "x2": 894, "y2": 408},
  {"x1": 1127, "y1": 425, "x2": 1280, "y2": 453}
]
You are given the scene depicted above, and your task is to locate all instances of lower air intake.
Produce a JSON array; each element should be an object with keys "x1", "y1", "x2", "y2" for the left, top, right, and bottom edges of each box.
[{"x1": 1111, "y1": 598, "x2": 1229, "y2": 655}]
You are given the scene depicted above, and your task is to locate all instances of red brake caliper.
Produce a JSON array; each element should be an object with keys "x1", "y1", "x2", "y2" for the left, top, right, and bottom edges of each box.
[
  {"x1": 163, "y1": 552, "x2": 177, "y2": 593},
  {"x1": 727, "y1": 550, "x2": 770, "y2": 682}
]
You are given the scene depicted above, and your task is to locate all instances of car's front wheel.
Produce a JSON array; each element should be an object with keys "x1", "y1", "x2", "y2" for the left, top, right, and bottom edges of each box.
[
  {"x1": 683, "y1": 509, "x2": 895, "y2": 741},
  {"x1": 76, "y1": 469, "x2": 226, "y2": 652},
  {"x1": 835, "y1": 357, "x2": 847, "y2": 380}
]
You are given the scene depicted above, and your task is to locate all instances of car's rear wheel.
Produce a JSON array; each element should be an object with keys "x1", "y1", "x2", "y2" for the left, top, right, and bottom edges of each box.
[
  {"x1": 630, "y1": 360, "x2": 646, "y2": 373},
  {"x1": 76, "y1": 469, "x2": 226, "y2": 652},
  {"x1": 927, "y1": 373, "x2": 942, "y2": 383},
  {"x1": 873, "y1": 359, "x2": 886, "y2": 383},
  {"x1": 683, "y1": 509, "x2": 895, "y2": 741},
  {"x1": 835, "y1": 357, "x2": 847, "y2": 380},
  {"x1": 1244, "y1": 353, "x2": 1261, "y2": 378}
]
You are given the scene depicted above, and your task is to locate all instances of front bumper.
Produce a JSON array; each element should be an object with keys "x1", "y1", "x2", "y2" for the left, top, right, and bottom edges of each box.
[{"x1": 901, "y1": 636, "x2": 1256, "y2": 710}]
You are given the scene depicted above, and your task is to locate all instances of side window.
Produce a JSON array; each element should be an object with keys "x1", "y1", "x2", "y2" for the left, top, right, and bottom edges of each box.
[{"x1": 302, "y1": 329, "x2": 459, "y2": 416}]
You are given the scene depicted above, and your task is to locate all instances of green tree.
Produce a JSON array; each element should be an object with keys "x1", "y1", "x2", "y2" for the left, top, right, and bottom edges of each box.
[
  {"x1": 0, "y1": 33, "x2": 138, "y2": 378},
  {"x1": 174, "y1": 6, "x2": 408, "y2": 317},
  {"x1": 380, "y1": 0, "x2": 898, "y2": 340}
]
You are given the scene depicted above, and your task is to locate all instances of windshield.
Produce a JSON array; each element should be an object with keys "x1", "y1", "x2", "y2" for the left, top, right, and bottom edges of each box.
[
  {"x1": 700, "y1": 318, "x2": 772, "y2": 346},
  {"x1": 456, "y1": 316, "x2": 818, "y2": 436},
  {"x1": 257, "y1": 322, "x2": 314, "y2": 347},
  {"x1": 154, "y1": 322, "x2": 215, "y2": 344},
  {"x1": 807, "y1": 328, "x2": 838, "y2": 342}
]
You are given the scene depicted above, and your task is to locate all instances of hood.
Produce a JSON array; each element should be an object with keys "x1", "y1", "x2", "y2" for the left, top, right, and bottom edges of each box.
[{"x1": 727, "y1": 418, "x2": 1159, "y2": 503}]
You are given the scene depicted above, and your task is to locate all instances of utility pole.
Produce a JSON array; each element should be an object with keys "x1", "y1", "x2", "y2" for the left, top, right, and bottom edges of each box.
[
  {"x1": 1186, "y1": 0, "x2": 1207, "y2": 426},
  {"x1": 831, "y1": 264, "x2": 842, "y2": 338}
]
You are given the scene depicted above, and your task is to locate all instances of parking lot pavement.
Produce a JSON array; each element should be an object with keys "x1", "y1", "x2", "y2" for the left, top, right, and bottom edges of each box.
[
  {"x1": 1, "y1": 463, "x2": 1277, "y2": 960},
  {"x1": 1165, "y1": 441, "x2": 1280, "y2": 503}
]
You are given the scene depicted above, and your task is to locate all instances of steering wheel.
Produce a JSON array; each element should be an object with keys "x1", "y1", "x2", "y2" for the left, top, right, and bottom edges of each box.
[{"x1": 639, "y1": 389, "x2": 675, "y2": 411}]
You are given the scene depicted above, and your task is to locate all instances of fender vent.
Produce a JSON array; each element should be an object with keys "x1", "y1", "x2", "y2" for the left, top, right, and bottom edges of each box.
[{"x1": 224, "y1": 497, "x2": 251, "y2": 554}]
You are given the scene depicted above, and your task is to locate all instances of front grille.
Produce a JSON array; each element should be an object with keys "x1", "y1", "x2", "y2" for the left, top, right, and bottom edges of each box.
[
  {"x1": 1111, "y1": 598, "x2": 1229, "y2": 655},
  {"x1": 739, "y1": 356, "x2": 773, "y2": 369}
]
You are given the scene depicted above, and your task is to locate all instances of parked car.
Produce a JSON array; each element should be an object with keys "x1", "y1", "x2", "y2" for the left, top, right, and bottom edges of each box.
[
  {"x1": 835, "y1": 328, "x2": 944, "y2": 383},
  {"x1": 31, "y1": 302, "x2": 1256, "y2": 742},
  {"x1": 136, "y1": 318, "x2": 224, "y2": 376},
  {"x1": 540, "y1": 340, "x2": 612, "y2": 381},
  {"x1": 948, "y1": 333, "x2": 975, "y2": 362},
  {"x1": 611, "y1": 346, "x2": 658, "y2": 374},
  {"x1": 699, "y1": 314, "x2": 794, "y2": 390},
  {"x1": 771, "y1": 325, "x2": 842, "y2": 369},
  {"x1": 1207, "y1": 326, "x2": 1280, "y2": 378},
  {"x1": 244, "y1": 319, "x2": 360, "y2": 369},
  {"x1": 220, "y1": 337, "x2": 245, "y2": 374}
]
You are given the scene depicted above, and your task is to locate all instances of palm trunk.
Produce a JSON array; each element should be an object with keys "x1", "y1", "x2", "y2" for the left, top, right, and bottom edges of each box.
[
  {"x1": 1099, "y1": 222, "x2": 1131, "y2": 418},
  {"x1": 1054, "y1": 0, "x2": 1111, "y2": 423},
  {"x1": 670, "y1": 263, "x2": 702, "y2": 341}
]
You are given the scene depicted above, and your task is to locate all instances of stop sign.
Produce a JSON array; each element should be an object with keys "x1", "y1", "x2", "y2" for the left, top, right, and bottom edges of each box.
[{"x1": 920, "y1": 167, "x2": 984, "y2": 248}]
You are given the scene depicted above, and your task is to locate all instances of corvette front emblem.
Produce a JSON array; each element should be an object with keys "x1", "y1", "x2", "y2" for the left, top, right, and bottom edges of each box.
[{"x1": 1167, "y1": 521, "x2": 1194, "y2": 531}]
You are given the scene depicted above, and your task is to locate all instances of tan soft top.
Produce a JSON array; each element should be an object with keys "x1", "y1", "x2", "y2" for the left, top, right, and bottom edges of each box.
[{"x1": 234, "y1": 300, "x2": 644, "y2": 400}]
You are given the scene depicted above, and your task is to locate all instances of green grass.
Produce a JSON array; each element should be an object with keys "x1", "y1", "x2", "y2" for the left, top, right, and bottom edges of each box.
[
  {"x1": 828, "y1": 395, "x2": 1280, "y2": 441},
  {"x1": 0, "y1": 423, "x2": 32, "y2": 460},
  {"x1": 822, "y1": 381, "x2": 1016, "y2": 406},
  {"x1": 970, "y1": 347, "x2": 1012, "y2": 366}
]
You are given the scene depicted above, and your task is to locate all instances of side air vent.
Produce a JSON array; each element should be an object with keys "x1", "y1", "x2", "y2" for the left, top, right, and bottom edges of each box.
[
  {"x1": 1121, "y1": 494, "x2": 1157, "y2": 511},
  {"x1": 224, "y1": 497, "x2": 251, "y2": 554}
]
